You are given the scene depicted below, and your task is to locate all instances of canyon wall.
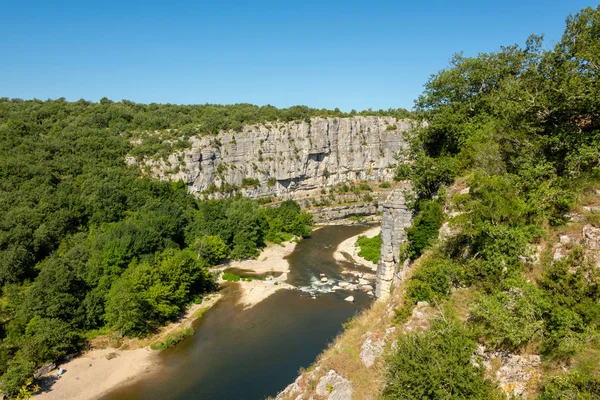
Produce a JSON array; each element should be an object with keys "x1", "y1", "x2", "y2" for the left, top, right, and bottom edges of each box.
[{"x1": 147, "y1": 116, "x2": 412, "y2": 199}]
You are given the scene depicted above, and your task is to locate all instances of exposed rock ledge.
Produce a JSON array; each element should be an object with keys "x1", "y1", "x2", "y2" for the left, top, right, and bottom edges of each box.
[{"x1": 143, "y1": 116, "x2": 414, "y2": 200}]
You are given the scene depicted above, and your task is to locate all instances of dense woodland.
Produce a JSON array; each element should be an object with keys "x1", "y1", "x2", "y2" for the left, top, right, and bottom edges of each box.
[
  {"x1": 386, "y1": 6, "x2": 600, "y2": 399},
  {"x1": 0, "y1": 100, "x2": 328, "y2": 396}
]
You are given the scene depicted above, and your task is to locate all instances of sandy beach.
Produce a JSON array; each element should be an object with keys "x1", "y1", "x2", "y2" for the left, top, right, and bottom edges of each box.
[
  {"x1": 225, "y1": 239, "x2": 297, "y2": 275},
  {"x1": 36, "y1": 347, "x2": 157, "y2": 400},
  {"x1": 221, "y1": 240, "x2": 298, "y2": 309},
  {"x1": 333, "y1": 225, "x2": 381, "y2": 270},
  {"x1": 35, "y1": 293, "x2": 223, "y2": 400}
]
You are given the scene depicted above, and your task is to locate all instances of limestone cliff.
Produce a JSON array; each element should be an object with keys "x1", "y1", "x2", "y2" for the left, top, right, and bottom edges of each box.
[
  {"x1": 145, "y1": 117, "x2": 413, "y2": 199},
  {"x1": 375, "y1": 188, "x2": 413, "y2": 299}
]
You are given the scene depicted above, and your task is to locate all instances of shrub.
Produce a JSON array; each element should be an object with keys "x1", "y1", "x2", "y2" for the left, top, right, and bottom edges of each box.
[
  {"x1": 379, "y1": 181, "x2": 391, "y2": 188},
  {"x1": 194, "y1": 235, "x2": 229, "y2": 266},
  {"x1": 404, "y1": 256, "x2": 459, "y2": 305},
  {"x1": 383, "y1": 317, "x2": 500, "y2": 399},
  {"x1": 470, "y1": 278, "x2": 546, "y2": 351},
  {"x1": 539, "y1": 372, "x2": 600, "y2": 399},
  {"x1": 241, "y1": 177, "x2": 260, "y2": 188},
  {"x1": 406, "y1": 199, "x2": 444, "y2": 259}
]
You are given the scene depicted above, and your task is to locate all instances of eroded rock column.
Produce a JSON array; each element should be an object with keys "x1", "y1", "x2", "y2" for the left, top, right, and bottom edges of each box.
[{"x1": 375, "y1": 188, "x2": 412, "y2": 299}]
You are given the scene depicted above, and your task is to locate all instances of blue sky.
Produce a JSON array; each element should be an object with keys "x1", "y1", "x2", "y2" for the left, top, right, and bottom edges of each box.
[{"x1": 0, "y1": 0, "x2": 595, "y2": 110}]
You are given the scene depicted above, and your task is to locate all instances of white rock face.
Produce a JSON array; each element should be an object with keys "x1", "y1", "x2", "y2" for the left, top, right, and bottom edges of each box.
[
  {"x1": 476, "y1": 345, "x2": 541, "y2": 398},
  {"x1": 315, "y1": 370, "x2": 353, "y2": 400},
  {"x1": 360, "y1": 332, "x2": 385, "y2": 368},
  {"x1": 149, "y1": 116, "x2": 412, "y2": 199},
  {"x1": 375, "y1": 189, "x2": 413, "y2": 299}
]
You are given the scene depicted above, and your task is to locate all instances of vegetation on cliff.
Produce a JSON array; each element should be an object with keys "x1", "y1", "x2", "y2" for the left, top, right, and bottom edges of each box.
[{"x1": 387, "y1": 5, "x2": 600, "y2": 398}]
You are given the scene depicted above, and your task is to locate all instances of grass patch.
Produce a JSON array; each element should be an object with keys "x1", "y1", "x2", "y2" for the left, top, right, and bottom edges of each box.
[
  {"x1": 222, "y1": 272, "x2": 241, "y2": 282},
  {"x1": 355, "y1": 234, "x2": 382, "y2": 264},
  {"x1": 150, "y1": 328, "x2": 194, "y2": 350},
  {"x1": 191, "y1": 306, "x2": 211, "y2": 320}
]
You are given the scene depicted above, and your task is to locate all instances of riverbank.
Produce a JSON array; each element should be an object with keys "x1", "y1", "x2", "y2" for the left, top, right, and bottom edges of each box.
[
  {"x1": 220, "y1": 240, "x2": 298, "y2": 309},
  {"x1": 36, "y1": 294, "x2": 223, "y2": 400},
  {"x1": 333, "y1": 225, "x2": 381, "y2": 270}
]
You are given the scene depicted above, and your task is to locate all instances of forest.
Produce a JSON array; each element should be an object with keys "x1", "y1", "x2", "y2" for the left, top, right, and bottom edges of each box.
[
  {"x1": 0, "y1": 100, "x2": 320, "y2": 397},
  {"x1": 386, "y1": 5, "x2": 600, "y2": 398}
]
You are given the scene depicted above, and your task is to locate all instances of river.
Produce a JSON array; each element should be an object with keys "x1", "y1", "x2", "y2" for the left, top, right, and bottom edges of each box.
[{"x1": 102, "y1": 224, "x2": 375, "y2": 400}]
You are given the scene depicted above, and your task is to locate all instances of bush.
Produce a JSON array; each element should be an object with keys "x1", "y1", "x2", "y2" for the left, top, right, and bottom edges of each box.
[
  {"x1": 470, "y1": 278, "x2": 546, "y2": 351},
  {"x1": 241, "y1": 177, "x2": 260, "y2": 188},
  {"x1": 383, "y1": 317, "x2": 500, "y2": 399},
  {"x1": 406, "y1": 199, "x2": 444, "y2": 259},
  {"x1": 1, "y1": 356, "x2": 36, "y2": 399},
  {"x1": 539, "y1": 372, "x2": 600, "y2": 399},
  {"x1": 404, "y1": 256, "x2": 460, "y2": 304},
  {"x1": 194, "y1": 235, "x2": 229, "y2": 266}
]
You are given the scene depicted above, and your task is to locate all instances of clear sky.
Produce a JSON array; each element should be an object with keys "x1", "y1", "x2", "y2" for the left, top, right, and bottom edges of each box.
[{"x1": 0, "y1": 0, "x2": 595, "y2": 111}]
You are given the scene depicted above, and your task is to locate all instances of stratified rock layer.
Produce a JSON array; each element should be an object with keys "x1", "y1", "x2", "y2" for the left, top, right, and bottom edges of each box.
[{"x1": 149, "y1": 117, "x2": 412, "y2": 199}]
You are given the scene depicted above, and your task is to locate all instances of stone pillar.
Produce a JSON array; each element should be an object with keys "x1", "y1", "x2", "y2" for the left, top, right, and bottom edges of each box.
[{"x1": 375, "y1": 188, "x2": 412, "y2": 299}]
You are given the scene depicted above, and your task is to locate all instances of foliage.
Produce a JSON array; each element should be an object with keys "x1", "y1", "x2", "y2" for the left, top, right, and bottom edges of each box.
[
  {"x1": 383, "y1": 317, "x2": 500, "y2": 399},
  {"x1": 241, "y1": 177, "x2": 260, "y2": 188},
  {"x1": 1, "y1": 357, "x2": 35, "y2": 399},
  {"x1": 193, "y1": 235, "x2": 229, "y2": 266},
  {"x1": 537, "y1": 248, "x2": 600, "y2": 359},
  {"x1": 406, "y1": 199, "x2": 444, "y2": 259},
  {"x1": 0, "y1": 96, "x2": 313, "y2": 393},
  {"x1": 470, "y1": 278, "x2": 546, "y2": 351},
  {"x1": 355, "y1": 234, "x2": 381, "y2": 264},
  {"x1": 385, "y1": 5, "x2": 600, "y2": 397},
  {"x1": 539, "y1": 372, "x2": 600, "y2": 399},
  {"x1": 404, "y1": 255, "x2": 460, "y2": 305}
]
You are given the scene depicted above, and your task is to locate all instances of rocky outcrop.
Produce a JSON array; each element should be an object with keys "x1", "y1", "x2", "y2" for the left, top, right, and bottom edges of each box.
[
  {"x1": 583, "y1": 224, "x2": 600, "y2": 250},
  {"x1": 146, "y1": 117, "x2": 412, "y2": 199},
  {"x1": 375, "y1": 189, "x2": 412, "y2": 299},
  {"x1": 309, "y1": 202, "x2": 382, "y2": 223},
  {"x1": 475, "y1": 346, "x2": 541, "y2": 398},
  {"x1": 315, "y1": 370, "x2": 353, "y2": 400}
]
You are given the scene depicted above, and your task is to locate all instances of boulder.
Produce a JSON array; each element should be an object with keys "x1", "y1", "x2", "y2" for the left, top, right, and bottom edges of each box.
[
  {"x1": 315, "y1": 370, "x2": 353, "y2": 400},
  {"x1": 344, "y1": 296, "x2": 354, "y2": 302},
  {"x1": 33, "y1": 362, "x2": 56, "y2": 379},
  {"x1": 359, "y1": 284, "x2": 374, "y2": 292},
  {"x1": 320, "y1": 277, "x2": 328, "y2": 283},
  {"x1": 583, "y1": 224, "x2": 600, "y2": 250}
]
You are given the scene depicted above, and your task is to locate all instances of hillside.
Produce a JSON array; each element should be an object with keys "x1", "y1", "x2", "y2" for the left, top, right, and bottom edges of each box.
[{"x1": 275, "y1": 5, "x2": 600, "y2": 400}]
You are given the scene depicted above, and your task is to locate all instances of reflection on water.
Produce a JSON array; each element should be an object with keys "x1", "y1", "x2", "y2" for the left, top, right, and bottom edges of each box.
[{"x1": 102, "y1": 225, "x2": 375, "y2": 400}]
